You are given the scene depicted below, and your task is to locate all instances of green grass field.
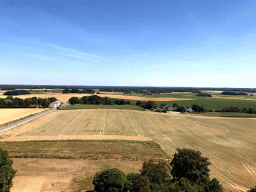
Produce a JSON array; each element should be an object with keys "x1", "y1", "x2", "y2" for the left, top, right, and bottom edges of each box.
[
  {"x1": 60, "y1": 104, "x2": 146, "y2": 111},
  {"x1": 106, "y1": 93, "x2": 256, "y2": 110},
  {"x1": 220, "y1": 113, "x2": 256, "y2": 118},
  {"x1": 154, "y1": 97, "x2": 256, "y2": 111}
]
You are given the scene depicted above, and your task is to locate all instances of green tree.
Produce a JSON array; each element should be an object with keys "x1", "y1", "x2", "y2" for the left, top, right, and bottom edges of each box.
[
  {"x1": 0, "y1": 148, "x2": 16, "y2": 192},
  {"x1": 69, "y1": 97, "x2": 81, "y2": 105},
  {"x1": 133, "y1": 175, "x2": 151, "y2": 192},
  {"x1": 170, "y1": 148, "x2": 211, "y2": 186},
  {"x1": 93, "y1": 168, "x2": 127, "y2": 192},
  {"x1": 172, "y1": 103, "x2": 179, "y2": 107},
  {"x1": 140, "y1": 159, "x2": 171, "y2": 186},
  {"x1": 126, "y1": 172, "x2": 140, "y2": 191},
  {"x1": 136, "y1": 101, "x2": 142, "y2": 106},
  {"x1": 43, "y1": 99, "x2": 51, "y2": 108},
  {"x1": 206, "y1": 178, "x2": 224, "y2": 192}
]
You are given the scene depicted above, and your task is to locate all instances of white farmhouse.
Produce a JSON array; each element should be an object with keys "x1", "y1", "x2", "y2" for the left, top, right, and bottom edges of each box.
[{"x1": 50, "y1": 100, "x2": 61, "y2": 109}]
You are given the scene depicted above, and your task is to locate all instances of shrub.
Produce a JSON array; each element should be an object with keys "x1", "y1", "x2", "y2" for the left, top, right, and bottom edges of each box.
[{"x1": 93, "y1": 168, "x2": 127, "y2": 192}]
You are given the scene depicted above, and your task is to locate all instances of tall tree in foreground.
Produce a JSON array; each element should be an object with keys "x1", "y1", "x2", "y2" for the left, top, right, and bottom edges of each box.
[
  {"x1": 171, "y1": 148, "x2": 223, "y2": 191},
  {"x1": 0, "y1": 148, "x2": 16, "y2": 192}
]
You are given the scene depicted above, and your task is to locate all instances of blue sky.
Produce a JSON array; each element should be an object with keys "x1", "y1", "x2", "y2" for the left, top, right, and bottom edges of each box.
[{"x1": 0, "y1": 0, "x2": 255, "y2": 87}]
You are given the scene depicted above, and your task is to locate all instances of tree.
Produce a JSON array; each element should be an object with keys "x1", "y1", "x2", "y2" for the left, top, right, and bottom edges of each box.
[
  {"x1": 136, "y1": 101, "x2": 141, "y2": 106},
  {"x1": 140, "y1": 159, "x2": 171, "y2": 185},
  {"x1": 170, "y1": 148, "x2": 211, "y2": 185},
  {"x1": 206, "y1": 178, "x2": 224, "y2": 192},
  {"x1": 177, "y1": 106, "x2": 185, "y2": 113},
  {"x1": 133, "y1": 175, "x2": 151, "y2": 192},
  {"x1": 0, "y1": 148, "x2": 16, "y2": 192},
  {"x1": 68, "y1": 97, "x2": 81, "y2": 105},
  {"x1": 172, "y1": 103, "x2": 179, "y2": 107},
  {"x1": 93, "y1": 168, "x2": 127, "y2": 192},
  {"x1": 126, "y1": 172, "x2": 140, "y2": 191}
]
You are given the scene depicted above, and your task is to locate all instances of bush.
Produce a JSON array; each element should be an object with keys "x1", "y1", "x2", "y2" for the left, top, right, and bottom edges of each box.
[
  {"x1": 0, "y1": 148, "x2": 16, "y2": 192},
  {"x1": 93, "y1": 168, "x2": 127, "y2": 192}
]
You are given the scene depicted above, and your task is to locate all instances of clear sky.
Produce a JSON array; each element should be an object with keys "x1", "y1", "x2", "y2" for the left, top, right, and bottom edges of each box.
[{"x1": 0, "y1": 0, "x2": 255, "y2": 87}]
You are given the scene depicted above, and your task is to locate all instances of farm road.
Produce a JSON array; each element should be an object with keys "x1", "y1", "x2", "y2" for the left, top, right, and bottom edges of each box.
[{"x1": 0, "y1": 109, "x2": 55, "y2": 132}]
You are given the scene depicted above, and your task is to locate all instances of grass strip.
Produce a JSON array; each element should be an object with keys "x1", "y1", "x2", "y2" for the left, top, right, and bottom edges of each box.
[
  {"x1": 220, "y1": 113, "x2": 256, "y2": 118},
  {"x1": 0, "y1": 140, "x2": 169, "y2": 160}
]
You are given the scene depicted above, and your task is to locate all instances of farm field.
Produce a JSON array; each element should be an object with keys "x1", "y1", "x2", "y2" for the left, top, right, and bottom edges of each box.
[
  {"x1": 10, "y1": 158, "x2": 144, "y2": 192},
  {"x1": 0, "y1": 108, "x2": 48, "y2": 126},
  {"x1": 1, "y1": 109, "x2": 256, "y2": 191},
  {"x1": 60, "y1": 104, "x2": 146, "y2": 111},
  {"x1": 1, "y1": 90, "x2": 256, "y2": 110}
]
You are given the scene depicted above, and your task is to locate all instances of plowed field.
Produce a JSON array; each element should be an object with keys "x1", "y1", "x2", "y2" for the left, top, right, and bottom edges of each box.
[{"x1": 1, "y1": 109, "x2": 256, "y2": 191}]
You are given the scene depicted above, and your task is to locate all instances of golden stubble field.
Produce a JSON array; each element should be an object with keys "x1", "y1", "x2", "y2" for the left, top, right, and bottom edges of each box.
[
  {"x1": 0, "y1": 108, "x2": 48, "y2": 126},
  {"x1": 1, "y1": 109, "x2": 256, "y2": 191}
]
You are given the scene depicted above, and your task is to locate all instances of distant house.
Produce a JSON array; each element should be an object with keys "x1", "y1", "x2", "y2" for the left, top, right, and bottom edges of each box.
[
  {"x1": 50, "y1": 100, "x2": 61, "y2": 109},
  {"x1": 185, "y1": 107, "x2": 193, "y2": 113},
  {"x1": 168, "y1": 107, "x2": 178, "y2": 111},
  {"x1": 162, "y1": 104, "x2": 168, "y2": 109}
]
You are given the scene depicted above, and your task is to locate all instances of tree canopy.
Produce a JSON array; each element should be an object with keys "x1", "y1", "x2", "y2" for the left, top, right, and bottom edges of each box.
[
  {"x1": 0, "y1": 148, "x2": 16, "y2": 192},
  {"x1": 93, "y1": 168, "x2": 127, "y2": 192},
  {"x1": 171, "y1": 148, "x2": 211, "y2": 185}
]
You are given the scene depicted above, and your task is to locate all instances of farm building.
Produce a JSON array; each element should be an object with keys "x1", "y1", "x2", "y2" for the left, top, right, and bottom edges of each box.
[
  {"x1": 50, "y1": 100, "x2": 61, "y2": 109},
  {"x1": 185, "y1": 107, "x2": 193, "y2": 113}
]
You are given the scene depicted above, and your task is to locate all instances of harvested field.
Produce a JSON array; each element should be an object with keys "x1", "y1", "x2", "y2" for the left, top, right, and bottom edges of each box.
[
  {"x1": 11, "y1": 158, "x2": 143, "y2": 192},
  {"x1": 1, "y1": 109, "x2": 256, "y2": 191},
  {"x1": 0, "y1": 108, "x2": 48, "y2": 126}
]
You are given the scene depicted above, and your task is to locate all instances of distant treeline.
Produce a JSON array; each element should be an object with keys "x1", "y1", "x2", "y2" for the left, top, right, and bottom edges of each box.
[
  {"x1": 62, "y1": 88, "x2": 95, "y2": 94},
  {"x1": 3, "y1": 90, "x2": 30, "y2": 96},
  {"x1": 1, "y1": 85, "x2": 256, "y2": 93},
  {"x1": 68, "y1": 95, "x2": 130, "y2": 105},
  {"x1": 221, "y1": 91, "x2": 248, "y2": 95},
  {"x1": 217, "y1": 107, "x2": 256, "y2": 114},
  {"x1": 0, "y1": 96, "x2": 57, "y2": 108},
  {"x1": 196, "y1": 92, "x2": 212, "y2": 97},
  {"x1": 136, "y1": 100, "x2": 158, "y2": 109}
]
